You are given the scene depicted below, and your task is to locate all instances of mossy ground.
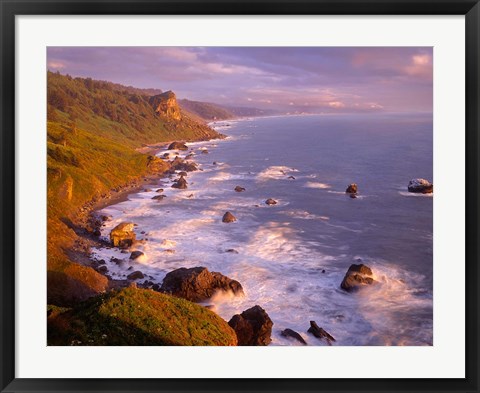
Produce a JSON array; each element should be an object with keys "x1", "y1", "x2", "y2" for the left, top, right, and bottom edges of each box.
[{"x1": 48, "y1": 287, "x2": 238, "y2": 346}]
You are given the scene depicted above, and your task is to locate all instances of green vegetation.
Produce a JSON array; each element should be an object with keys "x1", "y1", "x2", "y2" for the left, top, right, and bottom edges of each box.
[
  {"x1": 179, "y1": 99, "x2": 235, "y2": 121},
  {"x1": 46, "y1": 72, "x2": 221, "y2": 308},
  {"x1": 47, "y1": 71, "x2": 221, "y2": 147},
  {"x1": 48, "y1": 287, "x2": 238, "y2": 346}
]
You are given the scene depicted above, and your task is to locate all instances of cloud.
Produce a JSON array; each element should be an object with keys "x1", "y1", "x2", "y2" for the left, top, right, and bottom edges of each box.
[
  {"x1": 46, "y1": 47, "x2": 433, "y2": 113},
  {"x1": 47, "y1": 61, "x2": 66, "y2": 70}
]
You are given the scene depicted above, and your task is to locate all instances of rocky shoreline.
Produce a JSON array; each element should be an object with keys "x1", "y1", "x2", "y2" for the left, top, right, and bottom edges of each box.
[{"x1": 59, "y1": 132, "x2": 433, "y2": 346}]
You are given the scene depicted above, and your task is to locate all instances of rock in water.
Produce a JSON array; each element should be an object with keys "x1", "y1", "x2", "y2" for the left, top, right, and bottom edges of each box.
[
  {"x1": 170, "y1": 157, "x2": 198, "y2": 172},
  {"x1": 307, "y1": 321, "x2": 336, "y2": 345},
  {"x1": 222, "y1": 211, "x2": 237, "y2": 223},
  {"x1": 152, "y1": 195, "x2": 166, "y2": 200},
  {"x1": 340, "y1": 263, "x2": 375, "y2": 292},
  {"x1": 234, "y1": 186, "x2": 246, "y2": 192},
  {"x1": 160, "y1": 266, "x2": 244, "y2": 302},
  {"x1": 129, "y1": 251, "x2": 144, "y2": 260},
  {"x1": 110, "y1": 222, "x2": 136, "y2": 248},
  {"x1": 346, "y1": 183, "x2": 358, "y2": 194},
  {"x1": 228, "y1": 305, "x2": 273, "y2": 346},
  {"x1": 408, "y1": 178, "x2": 433, "y2": 194},
  {"x1": 281, "y1": 328, "x2": 307, "y2": 345},
  {"x1": 167, "y1": 141, "x2": 188, "y2": 150},
  {"x1": 265, "y1": 198, "x2": 277, "y2": 205},
  {"x1": 171, "y1": 176, "x2": 188, "y2": 189},
  {"x1": 127, "y1": 271, "x2": 144, "y2": 280}
]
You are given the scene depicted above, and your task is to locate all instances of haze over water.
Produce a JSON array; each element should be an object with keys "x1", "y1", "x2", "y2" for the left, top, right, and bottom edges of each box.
[{"x1": 92, "y1": 113, "x2": 433, "y2": 346}]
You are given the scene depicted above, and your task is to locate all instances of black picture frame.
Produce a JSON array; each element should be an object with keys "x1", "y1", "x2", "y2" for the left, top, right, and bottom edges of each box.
[{"x1": 1, "y1": 1, "x2": 479, "y2": 392}]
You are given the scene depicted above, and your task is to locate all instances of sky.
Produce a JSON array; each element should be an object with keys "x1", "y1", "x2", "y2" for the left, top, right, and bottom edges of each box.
[{"x1": 47, "y1": 47, "x2": 433, "y2": 114}]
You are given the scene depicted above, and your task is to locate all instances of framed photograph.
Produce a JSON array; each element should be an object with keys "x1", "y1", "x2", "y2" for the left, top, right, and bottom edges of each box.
[{"x1": 1, "y1": 0, "x2": 479, "y2": 392}]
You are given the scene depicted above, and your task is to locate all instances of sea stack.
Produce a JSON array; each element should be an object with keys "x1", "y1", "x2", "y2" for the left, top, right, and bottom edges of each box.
[{"x1": 408, "y1": 178, "x2": 433, "y2": 194}]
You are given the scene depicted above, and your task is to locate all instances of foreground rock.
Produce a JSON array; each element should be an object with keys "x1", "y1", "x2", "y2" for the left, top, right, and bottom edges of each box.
[
  {"x1": 408, "y1": 178, "x2": 433, "y2": 194},
  {"x1": 228, "y1": 305, "x2": 273, "y2": 346},
  {"x1": 160, "y1": 266, "x2": 244, "y2": 302},
  {"x1": 110, "y1": 222, "x2": 136, "y2": 248},
  {"x1": 234, "y1": 186, "x2": 245, "y2": 192},
  {"x1": 222, "y1": 211, "x2": 237, "y2": 223},
  {"x1": 265, "y1": 198, "x2": 277, "y2": 205},
  {"x1": 281, "y1": 328, "x2": 307, "y2": 345},
  {"x1": 129, "y1": 251, "x2": 144, "y2": 260},
  {"x1": 346, "y1": 183, "x2": 358, "y2": 194},
  {"x1": 152, "y1": 195, "x2": 166, "y2": 200},
  {"x1": 172, "y1": 175, "x2": 188, "y2": 189},
  {"x1": 170, "y1": 156, "x2": 198, "y2": 172},
  {"x1": 47, "y1": 287, "x2": 237, "y2": 346},
  {"x1": 127, "y1": 271, "x2": 144, "y2": 280},
  {"x1": 340, "y1": 263, "x2": 375, "y2": 292},
  {"x1": 307, "y1": 321, "x2": 336, "y2": 345},
  {"x1": 168, "y1": 141, "x2": 188, "y2": 150}
]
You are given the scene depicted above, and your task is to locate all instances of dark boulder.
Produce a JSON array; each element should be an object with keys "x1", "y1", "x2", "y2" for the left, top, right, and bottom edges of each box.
[
  {"x1": 130, "y1": 251, "x2": 144, "y2": 260},
  {"x1": 172, "y1": 176, "x2": 188, "y2": 189},
  {"x1": 281, "y1": 328, "x2": 307, "y2": 345},
  {"x1": 152, "y1": 195, "x2": 166, "y2": 200},
  {"x1": 156, "y1": 188, "x2": 164, "y2": 193},
  {"x1": 222, "y1": 211, "x2": 237, "y2": 223},
  {"x1": 234, "y1": 186, "x2": 246, "y2": 192},
  {"x1": 168, "y1": 141, "x2": 188, "y2": 151},
  {"x1": 171, "y1": 157, "x2": 198, "y2": 172},
  {"x1": 228, "y1": 305, "x2": 273, "y2": 346},
  {"x1": 307, "y1": 321, "x2": 336, "y2": 345},
  {"x1": 265, "y1": 198, "x2": 277, "y2": 205},
  {"x1": 127, "y1": 271, "x2": 145, "y2": 280},
  {"x1": 408, "y1": 178, "x2": 433, "y2": 194},
  {"x1": 340, "y1": 264, "x2": 375, "y2": 292},
  {"x1": 160, "y1": 266, "x2": 244, "y2": 302},
  {"x1": 346, "y1": 183, "x2": 358, "y2": 194}
]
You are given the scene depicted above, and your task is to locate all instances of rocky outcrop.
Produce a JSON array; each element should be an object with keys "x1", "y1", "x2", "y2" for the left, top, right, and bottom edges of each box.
[
  {"x1": 408, "y1": 178, "x2": 433, "y2": 194},
  {"x1": 307, "y1": 321, "x2": 336, "y2": 345},
  {"x1": 228, "y1": 305, "x2": 273, "y2": 346},
  {"x1": 160, "y1": 266, "x2": 244, "y2": 302},
  {"x1": 127, "y1": 271, "x2": 145, "y2": 280},
  {"x1": 58, "y1": 176, "x2": 74, "y2": 201},
  {"x1": 149, "y1": 91, "x2": 182, "y2": 121},
  {"x1": 222, "y1": 211, "x2": 237, "y2": 223},
  {"x1": 340, "y1": 264, "x2": 375, "y2": 292},
  {"x1": 146, "y1": 155, "x2": 168, "y2": 173},
  {"x1": 170, "y1": 156, "x2": 198, "y2": 172},
  {"x1": 129, "y1": 251, "x2": 144, "y2": 260},
  {"x1": 168, "y1": 141, "x2": 188, "y2": 150},
  {"x1": 171, "y1": 175, "x2": 188, "y2": 189},
  {"x1": 281, "y1": 328, "x2": 307, "y2": 345},
  {"x1": 110, "y1": 222, "x2": 136, "y2": 248},
  {"x1": 346, "y1": 183, "x2": 358, "y2": 194},
  {"x1": 234, "y1": 186, "x2": 245, "y2": 192},
  {"x1": 265, "y1": 198, "x2": 277, "y2": 205}
]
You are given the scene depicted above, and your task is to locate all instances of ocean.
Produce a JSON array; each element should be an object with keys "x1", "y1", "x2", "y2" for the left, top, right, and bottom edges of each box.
[{"x1": 91, "y1": 113, "x2": 433, "y2": 346}]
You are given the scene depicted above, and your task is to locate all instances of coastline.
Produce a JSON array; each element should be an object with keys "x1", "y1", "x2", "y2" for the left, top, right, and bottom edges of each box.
[{"x1": 70, "y1": 132, "x2": 227, "y2": 289}]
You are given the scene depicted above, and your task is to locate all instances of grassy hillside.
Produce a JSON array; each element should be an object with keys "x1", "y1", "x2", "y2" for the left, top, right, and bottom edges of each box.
[
  {"x1": 48, "y1": 287, "x2": 238, "y2": 346},
  {"x1": 47, "y1": 71, "x2": 221, "y2": 147},
  {"x1": 179, "y1": 99, "x2": 235, "y2": 121},
  {"x1": 46, "y1": 72, "x2": 222, "y2": 308}
]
